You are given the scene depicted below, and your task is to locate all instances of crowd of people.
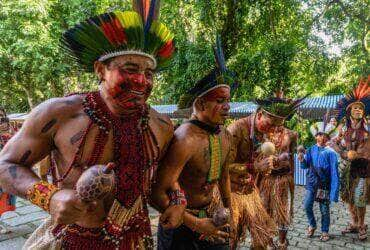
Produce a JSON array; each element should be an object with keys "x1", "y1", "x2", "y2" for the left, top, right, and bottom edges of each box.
[{"x1": 0, "y1": 1, "x2": 368, "y2": 250}]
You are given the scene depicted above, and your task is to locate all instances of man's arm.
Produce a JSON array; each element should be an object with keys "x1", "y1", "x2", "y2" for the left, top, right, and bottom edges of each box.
[
  {"x1": 218, "y1": 137, "x2": 232, "y2": 209},
  {"x1": 0, "y1": 100, "x2": 58, "y2": 198},
  {"x1": 151, "y1": 131, "x2": 192, "y2": 211}
]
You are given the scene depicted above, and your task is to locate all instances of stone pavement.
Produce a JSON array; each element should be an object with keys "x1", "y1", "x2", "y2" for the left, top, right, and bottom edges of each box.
[{"x1": 0, "y1": 186, "x2": 369, "y2": 249}]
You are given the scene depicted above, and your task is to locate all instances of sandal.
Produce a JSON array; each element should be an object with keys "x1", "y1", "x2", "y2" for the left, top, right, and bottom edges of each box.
[
  {"x1": 358, "y1": 225, "x2": 368, "y2": 241},
  {"x1": 276, "y1": 239, "x2": 289, "y2": 250},
  {"x1": 0, "y1": 225, "x2": 11, "y2": 234},
  {"x1": 341, "y1": 223, "x2": 358, "y2": 234},
  {"x1": 320, "y1": 233, "x2": 330, "y2": 242},
  {"x1": 306, "y1": 226, "x2": 316, "y2": 238}
]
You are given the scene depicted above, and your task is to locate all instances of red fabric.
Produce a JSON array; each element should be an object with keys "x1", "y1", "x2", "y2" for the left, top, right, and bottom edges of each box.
[
  {"x1": 0, "y1": 132, "x2": 16, "y2": 216},
  {"x1": 0, "y1": 193, "x2": 15, "y2": 215}
]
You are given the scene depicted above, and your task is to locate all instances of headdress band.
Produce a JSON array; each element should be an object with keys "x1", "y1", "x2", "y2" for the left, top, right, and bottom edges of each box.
[
  {"x1": 98, "y1": 50, "x2": 157, "y2": 68},
  {"x1": 260, "y1": 108, "x2": 286, "y2": 121},
  {"x1": 346, "y1": 101, "x2": 365, "y2": 111},
  {"x1": 198, "y1": 84, "x2": 230, "y2": 98}
]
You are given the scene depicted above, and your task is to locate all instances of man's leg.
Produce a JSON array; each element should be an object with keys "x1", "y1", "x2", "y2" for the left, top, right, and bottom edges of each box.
[
  {"x1": 319, "y1": 201, "x2": 330, "y2": 241},
  {"x1": 357, "y1": 206, "x2": 367, "y2": 240},
  {"x1": 357, "y1": 206, "x2": 366, "y2": 227},
  {"x1": 303, "y1": 190, "x2": 317, "y2": 233},
  {"x1": 342, "y1": 203, "x2": 359, "y2": 234},
  {"x1": 349, "y1": 203, "x2": 358, "y2": 227},
  {"x1": 169, "y1": 225, "x2": 198, "y2": 250},
  {"x1": 157, "y1": 224, "x2": 174, "y2": 250}
]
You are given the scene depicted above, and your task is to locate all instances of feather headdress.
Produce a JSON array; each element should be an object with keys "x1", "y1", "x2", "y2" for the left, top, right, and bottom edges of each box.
[
  {"x1": 61, "y1": 0, "x2": 175, "y2": 71},
  {"x1": 255, "y1": 93, "x2": 308, "y2": 121},
  {"x1": 178, "y1": 36, "x2": 238, "y2": 109},
  {"x1": 310, "y1": 110, "x2": 338, "y2": 138},
  {"x1": 335, "y1": 76, "x2": 370, "y2": 121},
  {"x1": 310, "y1": 122, "x2": 338, "y2": 138}
]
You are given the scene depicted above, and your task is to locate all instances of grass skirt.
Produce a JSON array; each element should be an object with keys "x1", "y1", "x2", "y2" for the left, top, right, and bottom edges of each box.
[
  {"x1": 258, "y1": 174, "x2": 294, "y2": 227},
  {"x1": 231, "y1": 189, "x2": 277, "y2": 248}
]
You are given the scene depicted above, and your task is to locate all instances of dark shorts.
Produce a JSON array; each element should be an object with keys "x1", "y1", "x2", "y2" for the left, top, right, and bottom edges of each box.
[{"x1": 157, "y1": 224, "x2": 229, "y2": 250}]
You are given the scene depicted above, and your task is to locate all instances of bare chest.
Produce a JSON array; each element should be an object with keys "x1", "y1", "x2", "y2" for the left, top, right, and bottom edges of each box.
[
  {"x1": 183, "y1": 134, "x2": 229, "y2": 181},
  {"x1": 52, "y1": 114, "x2": 168, "y2": 189}
]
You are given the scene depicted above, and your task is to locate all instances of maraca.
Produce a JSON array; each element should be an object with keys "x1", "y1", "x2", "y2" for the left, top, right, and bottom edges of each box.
[
  {"x1": 212, "y1": 207, "x2": 231, "y2": 227},
  {"x1": 76, "y1": 163, "x2": 116, "y2": 202},
  {"x1": 261, "y1": 141, "x2": 276, "y2": 156},
  {"x1": 199, "y1": 207, "x2": 231, "y2": 240}
]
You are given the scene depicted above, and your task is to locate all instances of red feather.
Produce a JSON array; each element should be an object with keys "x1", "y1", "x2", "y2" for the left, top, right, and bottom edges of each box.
[
  {"x1": 132, "y1": 0, "x2": 151, "y2": 22},
  {"x1": 101, "y1": 17, "x2": 127, "y2": 46},
  {"x1": 157, "y1": 40, "x2": 174, "y2": 58},
  {"x1": 353, "y1": 76, "x2": 370, "y2": 99}
]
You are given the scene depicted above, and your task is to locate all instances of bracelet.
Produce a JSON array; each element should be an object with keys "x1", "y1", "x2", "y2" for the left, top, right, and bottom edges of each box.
[
  {"x1": 168, "y1": 189, "x2": 187, "y2": 206},
  {"x1": 192, "y1": 217, "x2": 199, "y2": 232},
  {"x1": 26, "y1": 180, "x2": 60, "y2": 212}
]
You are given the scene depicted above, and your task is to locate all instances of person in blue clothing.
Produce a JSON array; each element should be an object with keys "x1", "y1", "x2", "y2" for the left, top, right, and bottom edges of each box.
[{"x1": 298, "y1": 121, "x2": 339, "y2": 242}]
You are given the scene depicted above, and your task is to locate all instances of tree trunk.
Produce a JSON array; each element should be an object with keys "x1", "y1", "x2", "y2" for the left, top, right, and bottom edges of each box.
[{"x1": 23, "y1": 87, "x2": 34, "y2": 109}]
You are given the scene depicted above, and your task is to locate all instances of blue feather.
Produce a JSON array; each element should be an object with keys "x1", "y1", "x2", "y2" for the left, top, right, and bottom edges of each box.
[
  {"x1": 144, "y1": 0, "x2": 158, "y2": 36},
  {"x1": 213, "y1": 35, "x2": 226, "y2": 73}
]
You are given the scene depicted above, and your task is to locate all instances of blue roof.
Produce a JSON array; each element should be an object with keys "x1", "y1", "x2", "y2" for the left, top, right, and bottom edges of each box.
[
  {"x1": 9, "y1": 95, "x2": 345, "y2": 122},
  {"x1": 300, "y1": 94, "x2": 343, "y2": 109},
  {"x1": 151, "y1": 95, "x2": 345, "y2": 119}
]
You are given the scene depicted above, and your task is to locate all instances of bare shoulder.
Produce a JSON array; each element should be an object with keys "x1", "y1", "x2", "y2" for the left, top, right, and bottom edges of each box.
[
  {"x1": 149, "y1": 108, "x2": 173, "y2": 134},
  {"x1": 22, "y1": 95, "x2": 84, "y2": 132},
  {"x1": 227, "y1": 117, "x2": 249, "y2": 135},
  {"x1": 27, "y1": 95, "x2": 83, "y2": 122},
  {"x1": 173, "y1": 122, "x2": 199, "y2": 146}
]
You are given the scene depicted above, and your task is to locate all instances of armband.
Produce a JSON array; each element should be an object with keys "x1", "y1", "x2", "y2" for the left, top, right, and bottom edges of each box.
[
  {"x1": 168, "y1": 189, "x2": 187, "y2": 206},
  {"x1": 26, "y1": 181, "x2": 60, "y2": 212}
]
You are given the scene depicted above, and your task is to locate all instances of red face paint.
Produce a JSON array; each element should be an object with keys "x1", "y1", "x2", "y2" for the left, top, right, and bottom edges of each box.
[
  {"x1": 105, "y1": 67, "x2": 153, "y2": 111},
  {"x1": 201, "y1": 87, "x2": 230, "y2": 125}
]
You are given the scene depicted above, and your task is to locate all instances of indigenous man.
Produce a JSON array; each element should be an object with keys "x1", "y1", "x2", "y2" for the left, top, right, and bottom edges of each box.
[
  {"x1": 0, "y1": 108, "x2": 16, "y2": 234},
  {"x1": 152, "y1": 39, "x2": 235, "y2": 250},
  {"x1": 332, "y1": 77, "x2": 369, "y2": 240},
  {"x1": 228, "y1": 95, "x2": 304, "y2": 249},
  {"x1": 298, "y1": 121, "x2": 339, "y2": 241},
  {"x1": 0, "y1": 2, "x2": 184, "y2": 249}
]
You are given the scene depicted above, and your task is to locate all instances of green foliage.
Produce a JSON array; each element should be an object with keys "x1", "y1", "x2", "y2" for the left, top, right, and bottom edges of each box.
[{"x1": 0, "y1": 0, "x2": 368, "y2": 114}]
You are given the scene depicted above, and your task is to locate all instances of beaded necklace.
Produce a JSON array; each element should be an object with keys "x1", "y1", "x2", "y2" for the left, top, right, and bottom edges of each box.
[
  {"x1": 83, "y1": 91, "x2": 150, "y2": 208},
  {"x1": 188, "y1": 119, "x2": 222, "y2": 183}
]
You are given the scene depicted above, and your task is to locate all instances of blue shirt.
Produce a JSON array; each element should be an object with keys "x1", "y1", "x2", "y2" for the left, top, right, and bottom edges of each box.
[{"x1": 300, "y1": 145, "x2": 340, "y2": 202}]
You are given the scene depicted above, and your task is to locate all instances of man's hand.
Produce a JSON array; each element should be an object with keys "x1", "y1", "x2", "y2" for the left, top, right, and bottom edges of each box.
[
  {"x1": 160, "y1": 204, "x2": 185, "y2": 229},
  {"x1": 297, "y1": 152, "x2": 304, "y2": 162},
  {"x1": 49, "y1": 189, "x2": 90, "y2": 225},
  {"x1": 230, "y1": 172, "x2": 254, "y2": 194},
  {"x1": 196, "y1": 218, "x2": 229, "y2": 240},
  {"x1": 255, "y1": 156, "x2": 275, "y2": 172}
]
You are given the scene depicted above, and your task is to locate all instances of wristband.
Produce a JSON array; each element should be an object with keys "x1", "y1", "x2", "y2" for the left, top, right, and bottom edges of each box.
[
  {"x1": 26, "y1": 181, "x2": 60, "y2": 212},
  {"x1": 168, "y1": 189, "x2": 187, "y2": 206}
]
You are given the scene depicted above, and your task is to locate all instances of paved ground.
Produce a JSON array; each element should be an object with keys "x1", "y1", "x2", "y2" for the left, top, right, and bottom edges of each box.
[{"x1": 0, "y1": 186, "x2": 369, "y2": 249}]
